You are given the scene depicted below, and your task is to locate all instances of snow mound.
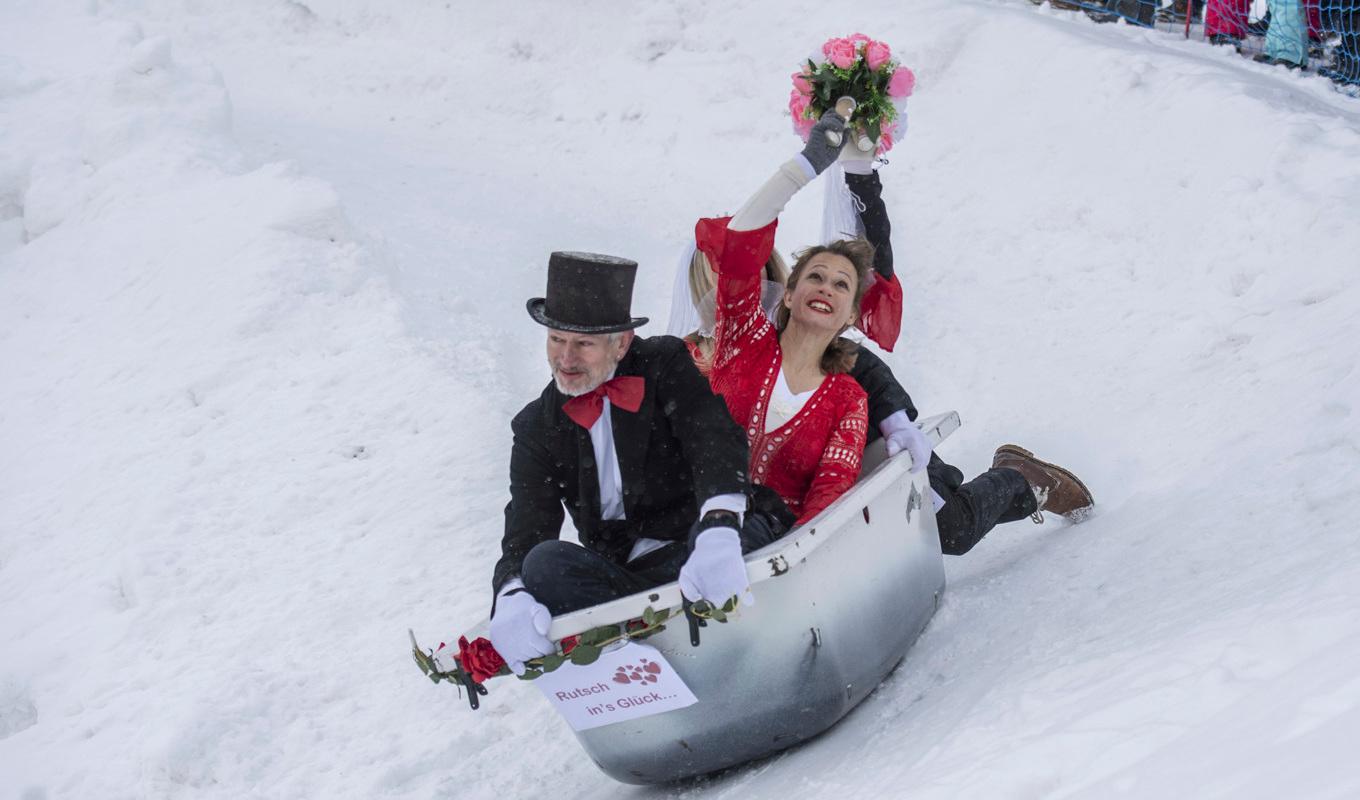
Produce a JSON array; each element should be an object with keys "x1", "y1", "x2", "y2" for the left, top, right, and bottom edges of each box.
[{"x1": 2, "y1": 1, "x2": 1359, "y2": 798}]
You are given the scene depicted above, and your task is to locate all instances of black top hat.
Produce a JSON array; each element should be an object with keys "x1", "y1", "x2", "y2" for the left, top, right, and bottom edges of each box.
[{"x1": 527, "y1": 251, "x2": 649, "y2": 334}]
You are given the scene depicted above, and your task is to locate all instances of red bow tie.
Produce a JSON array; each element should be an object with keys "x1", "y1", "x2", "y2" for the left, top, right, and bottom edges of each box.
[{"x1": 562, "y1": 376, "x2": 645, "y2": 429}]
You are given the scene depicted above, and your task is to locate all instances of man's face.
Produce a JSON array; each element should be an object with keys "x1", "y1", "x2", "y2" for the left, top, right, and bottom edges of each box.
[{"x1": 546, "y1": 329, "x2": 633, "y2": 396}]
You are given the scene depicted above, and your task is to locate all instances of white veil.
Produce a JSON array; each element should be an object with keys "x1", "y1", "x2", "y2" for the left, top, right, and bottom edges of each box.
[
  {"x1": 664, "y1": 240, "x2": 786, "y2": 338},
  {"x1": 820, "y1": 97, "x2": 908, "y2": 246},
  {"x1": 820, "y1": 163, "x2": 865, "y2": 245},
  {"x1": 666, "y1": 242, "x2": 702, "y2": 338}
]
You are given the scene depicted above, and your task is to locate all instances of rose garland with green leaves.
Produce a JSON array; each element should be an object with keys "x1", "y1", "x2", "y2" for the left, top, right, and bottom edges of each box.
[{"x1": 411, "y1": 598, "x2": 740, "y2": 708}]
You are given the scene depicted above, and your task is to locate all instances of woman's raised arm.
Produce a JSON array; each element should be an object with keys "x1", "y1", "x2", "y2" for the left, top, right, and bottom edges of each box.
[
  {"x1": 707, "y1": 111, "x2": 849, "y2": 359},
  {"x1": 841, "y1": 158, "x2": 903, "y2": 352},
  {"x1": 845, "y1": 170, "x2": 893, "y2": 281},
  {"x1": 728, "y1": 109, "x2": 847, "y2": 233}
]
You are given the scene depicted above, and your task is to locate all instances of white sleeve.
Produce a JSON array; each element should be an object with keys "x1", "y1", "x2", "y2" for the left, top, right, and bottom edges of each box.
[{"x1": 728, "y1": 157, "x2": 817, "y2": 232}]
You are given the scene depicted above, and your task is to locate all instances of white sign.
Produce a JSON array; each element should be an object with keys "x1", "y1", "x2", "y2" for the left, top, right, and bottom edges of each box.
[{"x1": 534, "y1": 641, "x2": 697, "y2": 731}]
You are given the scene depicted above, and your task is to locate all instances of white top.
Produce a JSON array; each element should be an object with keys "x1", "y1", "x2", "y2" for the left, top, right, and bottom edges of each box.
[
  {"x1": 583, "y1": 385, "x2": 744, "y2": 565},
  {"x1": 766, "y1": 368, "x2": 817, "y2": 433}
]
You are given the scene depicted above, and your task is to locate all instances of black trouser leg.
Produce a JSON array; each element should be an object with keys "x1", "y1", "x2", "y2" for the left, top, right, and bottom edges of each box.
[
  {"x1": 520, "y1": 540, "x2": 687, "y2": 616},
  {"x1": 520, "y1": 512, "x2": 790, "y2": 616},
  {"x1": 932, "y1": 466, "x2": 1037, "y2": 556}
]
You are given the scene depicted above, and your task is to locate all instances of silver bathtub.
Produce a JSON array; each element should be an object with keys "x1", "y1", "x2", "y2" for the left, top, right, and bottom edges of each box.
[{"x1": 478, "y1": 412, "x2": 957, "y2": 784}]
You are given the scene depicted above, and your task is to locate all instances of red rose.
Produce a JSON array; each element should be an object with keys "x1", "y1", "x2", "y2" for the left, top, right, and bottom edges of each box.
[
  {"x1": 456, "y1": 636, "x2": 507, "y2": 684},
  {"x1": 560, "y1": 635, "x2": 580, "y2": 655}
]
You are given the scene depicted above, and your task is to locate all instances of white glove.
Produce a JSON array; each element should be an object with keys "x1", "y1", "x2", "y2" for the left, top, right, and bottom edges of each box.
[
  {"x1": 488, "y1": 587, "x2": 554, "y2": 676},
  {"x1": 880, "y1": 410, "x2": 931, "y2": 474},
  {"x1": 838, "y1": 140, "x2": 876, "y2": 175},
  {"x1": 678, "y1": 528, "x2": 754, "y2": 608}
]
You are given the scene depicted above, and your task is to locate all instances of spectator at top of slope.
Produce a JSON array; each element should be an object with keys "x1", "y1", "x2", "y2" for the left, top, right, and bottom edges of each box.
[{"x1": 1318, "y1": 0, "x2": 1360, "y2": 84}]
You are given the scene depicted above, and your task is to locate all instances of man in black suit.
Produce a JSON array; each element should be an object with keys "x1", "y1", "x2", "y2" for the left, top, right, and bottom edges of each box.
[{"x1": 489, "y1": 252, "x2": 790, "y2": 675}]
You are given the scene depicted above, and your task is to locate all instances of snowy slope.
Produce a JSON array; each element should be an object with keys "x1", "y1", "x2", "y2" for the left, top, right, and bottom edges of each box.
[{"x1": 2, "y1": 1, "x2": 1359, "y2": 798}]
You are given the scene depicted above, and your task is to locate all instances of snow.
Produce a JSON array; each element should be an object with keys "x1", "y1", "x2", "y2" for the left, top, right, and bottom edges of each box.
[{"x1": 2, "y1": 0, "x2": 1359, "y2": 797}]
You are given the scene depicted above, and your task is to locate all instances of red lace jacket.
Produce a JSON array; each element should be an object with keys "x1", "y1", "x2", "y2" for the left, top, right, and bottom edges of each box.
[{"x1": 699, "y1": 217, "x2": 869, "y2": 525}]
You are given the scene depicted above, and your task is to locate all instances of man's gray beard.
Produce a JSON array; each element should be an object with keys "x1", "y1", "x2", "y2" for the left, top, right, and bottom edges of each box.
[
  {"x1": 551, "y1": 361, "x2": 617, "y2": 397},
  {"x1": 554, "y1": 376, "x2": 598, "y2": 397}
]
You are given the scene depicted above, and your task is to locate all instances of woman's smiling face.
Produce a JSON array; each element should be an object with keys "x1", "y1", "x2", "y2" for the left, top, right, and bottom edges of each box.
[{"x1": 782, "y1": 252, "x2": 859, "y2": 334}]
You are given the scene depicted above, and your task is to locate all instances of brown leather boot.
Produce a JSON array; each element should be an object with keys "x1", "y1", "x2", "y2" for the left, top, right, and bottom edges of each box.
[{"x1": 992, "y1": 445, "x2": 1095, "y2": 523}]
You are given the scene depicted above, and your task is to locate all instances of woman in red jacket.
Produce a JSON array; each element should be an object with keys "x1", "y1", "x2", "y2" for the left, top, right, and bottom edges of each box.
[{"x1": 704, "y1": 110, "x2": 874, "y2": 525}]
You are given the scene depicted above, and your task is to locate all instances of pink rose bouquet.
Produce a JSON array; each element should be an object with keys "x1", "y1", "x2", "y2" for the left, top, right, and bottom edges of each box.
[{"x1": 789, "y1": 34, "x2": 917, "y2": 155}]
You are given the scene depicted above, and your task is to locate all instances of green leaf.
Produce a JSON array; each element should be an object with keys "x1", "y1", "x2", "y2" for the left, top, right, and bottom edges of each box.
[
  {"x1": 721, "y1": 597, "x2": 738, "y2": 614},
  {"x1": 518, "y1": 667, "x2": 543, "y2": 681},
  {"x1": 710, "y1": 607, "x2": 728, "y2": 623},
  {"x1": 569, "y1": 644, "x2": 602, "y2": 665},
  {"x1": 540, "y1": 653, "x2": 566, "y2": 672},
  {"x1": 631, "y1": 623, "x2": 665, "y2": 641},
  {"x1": 867, "y1": 118, "x2": 881, "y2": 142},
  {"x1": 580, "y1": 625, "x2": 617, "y2": 647}
]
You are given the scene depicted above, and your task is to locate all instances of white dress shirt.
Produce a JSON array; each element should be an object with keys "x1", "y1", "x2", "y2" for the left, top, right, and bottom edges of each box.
[{"x1": 585, "y1": 390, "x2": 745, "y2": 563}]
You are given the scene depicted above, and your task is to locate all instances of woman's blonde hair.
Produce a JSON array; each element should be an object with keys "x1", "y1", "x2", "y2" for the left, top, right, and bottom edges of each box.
[
  {"x1": 774, "y1": 239, "x2": 875, "y2": 375},
  {"x1": 687, "y1": 248, "x2": 790, "y2": 308}
]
